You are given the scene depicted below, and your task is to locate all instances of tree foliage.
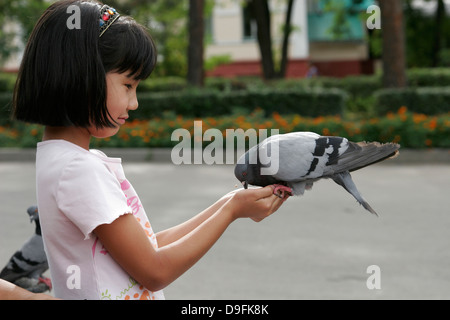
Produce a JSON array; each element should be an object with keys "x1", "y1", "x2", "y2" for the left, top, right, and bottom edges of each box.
[{"x1": 0, "y1": 0, "x2": 49, "y2": 64}]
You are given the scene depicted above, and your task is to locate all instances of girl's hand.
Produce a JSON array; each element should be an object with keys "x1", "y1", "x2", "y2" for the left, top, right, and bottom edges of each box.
[
  {"x1": 0, "y1": 279, "x2": 60, "y2": 300},
  {"x1": 225, "y1": 185, "x2": 289, "y2": 222},
  {"x1": 28, "y1": 293, "x2": 60, "y2": 300}
]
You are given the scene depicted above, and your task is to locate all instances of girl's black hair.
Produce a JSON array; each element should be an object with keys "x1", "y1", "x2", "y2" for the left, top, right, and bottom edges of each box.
[{"x1": 12, "y1": 0, "x2": 157, "y2": 128}]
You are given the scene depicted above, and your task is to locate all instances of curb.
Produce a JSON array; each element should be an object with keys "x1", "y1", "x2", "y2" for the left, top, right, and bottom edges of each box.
[
  {"x1": 0, "y1": 148, "x2": 449, "y2": 164},
  {"x1": 0, "y1": 148, "x2": 169, "y2": 163}
]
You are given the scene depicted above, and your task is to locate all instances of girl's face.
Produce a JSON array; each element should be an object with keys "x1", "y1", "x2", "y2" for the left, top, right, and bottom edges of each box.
[{"x1": 89, "y1": 72, "x2": 140, "y2": 138}]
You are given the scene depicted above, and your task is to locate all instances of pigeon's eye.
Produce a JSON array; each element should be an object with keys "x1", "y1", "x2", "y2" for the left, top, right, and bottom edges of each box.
[{"x1": 242, "y1": 172, "x2": 247, "y2": 177}]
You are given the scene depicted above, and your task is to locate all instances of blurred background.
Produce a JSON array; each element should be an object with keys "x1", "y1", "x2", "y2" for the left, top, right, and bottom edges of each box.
[
  {"x1": 0, "y1": 0, "x2": 449, "y2": 148},
  {"x1": 0, "y1": 0, "x2": 449, "y2": 299}
]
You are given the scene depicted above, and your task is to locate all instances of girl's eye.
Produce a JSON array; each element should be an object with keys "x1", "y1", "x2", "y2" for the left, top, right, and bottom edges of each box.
[{"x1": 125, "y1": 84, "x2": 133, "y2": 90}]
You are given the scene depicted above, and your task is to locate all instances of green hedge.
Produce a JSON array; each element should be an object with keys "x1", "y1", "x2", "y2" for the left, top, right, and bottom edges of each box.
[
  {"x1": 374, "y1": 87, "x2": 450, "y2": 116},
  {"x1": 290, "y1": 75, "x2": 382, "y2": 98},
  {"x1": 136, "y1": 76, "x2": 187, "y2": 93},
  {"x1": 407, "y1": 68, "x2": 450, "y2": 87},
  {"x1": 0, "y1": 89, "x2": 346, "y2": 125},
  {"x1": 135, "y1": 68, "x2": 450, "y2": 97},
  {"x1": 133, "y1": 88, "x2": 346, "y2": 120},
  {"x1": 0, "y1": 93, "x2": 12, "y2": 125},
  {"x1": 2, "y1": 68, "x2": 450, "y2": 122},
  {"x1": 0, "y1": 73, "x2": 17, "y2": 93}
]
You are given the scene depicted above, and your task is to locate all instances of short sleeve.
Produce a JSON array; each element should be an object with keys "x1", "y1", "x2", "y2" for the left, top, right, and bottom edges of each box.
[{"x1": 56, "y1": 154, "x2": 132, "y2": 240}]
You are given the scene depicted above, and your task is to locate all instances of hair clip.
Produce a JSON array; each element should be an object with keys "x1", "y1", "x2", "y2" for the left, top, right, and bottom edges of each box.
[{"x1": 99, "y1": 5, "x2": 120, "y2": 38}]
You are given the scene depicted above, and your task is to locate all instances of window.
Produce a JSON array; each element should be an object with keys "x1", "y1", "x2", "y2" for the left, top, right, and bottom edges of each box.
[
  {"x1": 242, "y1": 2, "x2": 257, "y2": 40},
  {"x1": 307, "y1": 0, "x2": 322, "y2": 14}
]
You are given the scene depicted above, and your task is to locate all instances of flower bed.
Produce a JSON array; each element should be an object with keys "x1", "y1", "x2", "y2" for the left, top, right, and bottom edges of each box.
[{"x1": 1, "y1": 107, "x2": 449, "y2": 149}]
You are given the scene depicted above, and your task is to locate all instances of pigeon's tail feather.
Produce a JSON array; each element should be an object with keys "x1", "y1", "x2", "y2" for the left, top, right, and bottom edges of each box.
[
  {"x1": 332, "y1": 171, "x2": 378, "y2": 216},
  {"x1": 333, "y1": 142, "x2": 400, "y2": 174}
]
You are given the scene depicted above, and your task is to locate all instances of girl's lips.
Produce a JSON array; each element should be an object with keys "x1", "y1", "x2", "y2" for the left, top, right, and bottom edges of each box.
[{"x1": 117, "y1": 117, "x2": 128, "y2": 125}]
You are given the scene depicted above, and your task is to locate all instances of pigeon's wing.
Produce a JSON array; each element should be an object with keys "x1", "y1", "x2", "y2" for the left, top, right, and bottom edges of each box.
[
  {"x1": 269, "y1": 134, "x2": 399, "y2": 182},
  {"x1": 0, "y1": 235, "x2": 48, "y2": 282},
  {"x1": 20, "y1": 234, "x2": 47, "y2": 265},
  {"x1": 269, "y1": 133, "x2": 348, "y2": 181},
  {"x1": 256, "y1": 132, "x2": 320, "y2": 181},
  {"x1": 324, "y1": 141, "x2": 400, "y2": 175}
]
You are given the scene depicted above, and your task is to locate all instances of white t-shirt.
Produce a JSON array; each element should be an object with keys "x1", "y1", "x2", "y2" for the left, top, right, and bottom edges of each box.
[{"x1": 36, "y1": 140, "x2": 164, "y2": 300}]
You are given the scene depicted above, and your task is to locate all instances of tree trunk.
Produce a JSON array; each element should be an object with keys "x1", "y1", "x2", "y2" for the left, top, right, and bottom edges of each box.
[
  {"x1": 278, "y1": 0, "x2": 294, "y2": 78},
  {"x1": 379, "y1": 0, "x2": 407, "y2": 88},
  {"x1": 249, "y1": 0, "x2": 295, "y2": 79},
  {"x1": 248, "y1": 0, "x2": 275, "y2": 79},
  {"x1": 187, "y1": 0, "x2": 204, "y2": 87},
  {"x1": 431, "y1": 0, "x2": 445, "y2": 67}
]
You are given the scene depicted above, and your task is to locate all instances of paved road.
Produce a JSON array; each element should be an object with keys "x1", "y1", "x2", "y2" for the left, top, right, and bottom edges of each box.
[{"x1": 1, "y1": 160, "x2": 449, "y2": 299}]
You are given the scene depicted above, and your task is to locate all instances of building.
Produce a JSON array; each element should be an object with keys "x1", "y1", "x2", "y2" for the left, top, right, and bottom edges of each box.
[
  {"x1": 2, "y1": 0, "x2": 376, "y2": 77},
  {"x1": 206, "y1": 0, "x2": 376, "y2": 78}
]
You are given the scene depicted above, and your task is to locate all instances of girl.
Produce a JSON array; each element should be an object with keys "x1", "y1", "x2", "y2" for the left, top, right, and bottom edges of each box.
[
  {"x1": 12, "y1": 0, "x2": 289, "y2": 300},
  {"x1": 0, "y1": 279, "x2": 58, "y2": 300}
]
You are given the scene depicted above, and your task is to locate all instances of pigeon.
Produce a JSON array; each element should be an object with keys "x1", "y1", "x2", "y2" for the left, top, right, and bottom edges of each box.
[
  {"x1": 0, "y1": 206, "x2": 52, "y2": 293},
  {"x1": 234, "y1": 132, "x2": 400, "y2": 215}
]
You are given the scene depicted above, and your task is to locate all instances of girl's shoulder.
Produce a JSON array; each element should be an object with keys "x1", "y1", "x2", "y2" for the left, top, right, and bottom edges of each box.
[
  {"x1": 37, "y1": 139, "x2": 90, "y2": 157},
  {"x1": 37, "y1": 140, "x2": 125, "y2": 186},
  {"x1": 37, "y1": 140, "x2": 107, "y2": 174}
]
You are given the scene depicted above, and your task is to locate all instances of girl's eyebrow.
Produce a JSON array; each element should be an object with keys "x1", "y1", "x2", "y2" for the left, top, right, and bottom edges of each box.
[
  {"x1": 124, "y1": 73, "x2": 139, "y2": 81},
  {"x1": 121, "y1": 74, "x2": 137, "y2": 83}
]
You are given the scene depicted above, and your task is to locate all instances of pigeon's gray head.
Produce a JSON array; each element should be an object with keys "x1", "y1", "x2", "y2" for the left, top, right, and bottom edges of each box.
[
  {"x1": 235, "y1": 144, "x2": 280, "y2": 189},
  {"x1": 234, "y1": 147, "x2": 265, "y2": 189},
  {"x1": 235, "y1": 151, "x2": 251, "y2": 189},
  {"x1": 27, "y1": 206, "x2": 42, "y2": 235},
  {"x1": 234, "y1": 163, "x2": 249, "y2": 189},
  {"x1": 27, "y1": 206, "x2": 39, "y2": 223}
]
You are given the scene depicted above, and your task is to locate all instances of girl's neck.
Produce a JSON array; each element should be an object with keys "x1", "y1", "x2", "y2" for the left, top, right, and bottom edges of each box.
[{"x1": 43, "y1": 126, "x2": 91, "y2": 151}]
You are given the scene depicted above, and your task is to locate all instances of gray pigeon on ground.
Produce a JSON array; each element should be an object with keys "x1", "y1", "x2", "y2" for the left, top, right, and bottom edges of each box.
[
  {"x1": 0, "y1": 206, "x2": 51, "y2": 293},
  {"x1": 234, "y1": 132, "x2": 400, "y2": 215}
]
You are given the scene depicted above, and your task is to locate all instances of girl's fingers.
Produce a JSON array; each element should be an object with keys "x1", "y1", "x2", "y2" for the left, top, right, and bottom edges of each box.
[
  {"x1": 254, "y1": 185, "x2": 276, "y2": 198},
  {"x1": 250, "y1": 196, "x2": 285, "y2": 222}
]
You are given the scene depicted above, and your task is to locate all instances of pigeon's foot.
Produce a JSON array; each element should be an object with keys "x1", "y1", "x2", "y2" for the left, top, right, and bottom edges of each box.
[
  {"x1": 272, "y1": 185, "x2": 293, "y2": 198},
  {"x1": 38, "y1": 276, "x2": 52, "y2": 291}
]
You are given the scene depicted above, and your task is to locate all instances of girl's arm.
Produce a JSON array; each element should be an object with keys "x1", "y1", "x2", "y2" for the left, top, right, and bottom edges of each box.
[
  {"x1": 94, "y1": 186, "x2": 287, "y2": 292},
  {"x1": 155, "y1": 189, "x2": 238, "y2": 247},
  {"x1": 0, "y1": 279, "x2": 59, "y2": 300}
]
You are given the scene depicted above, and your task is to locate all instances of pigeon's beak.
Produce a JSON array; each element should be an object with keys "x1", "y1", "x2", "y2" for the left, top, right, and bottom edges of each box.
[{"x1": 242, "y1": 181, "x2": 248, "y2": 189}]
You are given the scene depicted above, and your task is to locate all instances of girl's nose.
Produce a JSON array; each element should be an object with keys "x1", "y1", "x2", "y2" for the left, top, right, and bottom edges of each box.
[{"x1": 128, "y1": 95, "x2": 139, "y2": 111}]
